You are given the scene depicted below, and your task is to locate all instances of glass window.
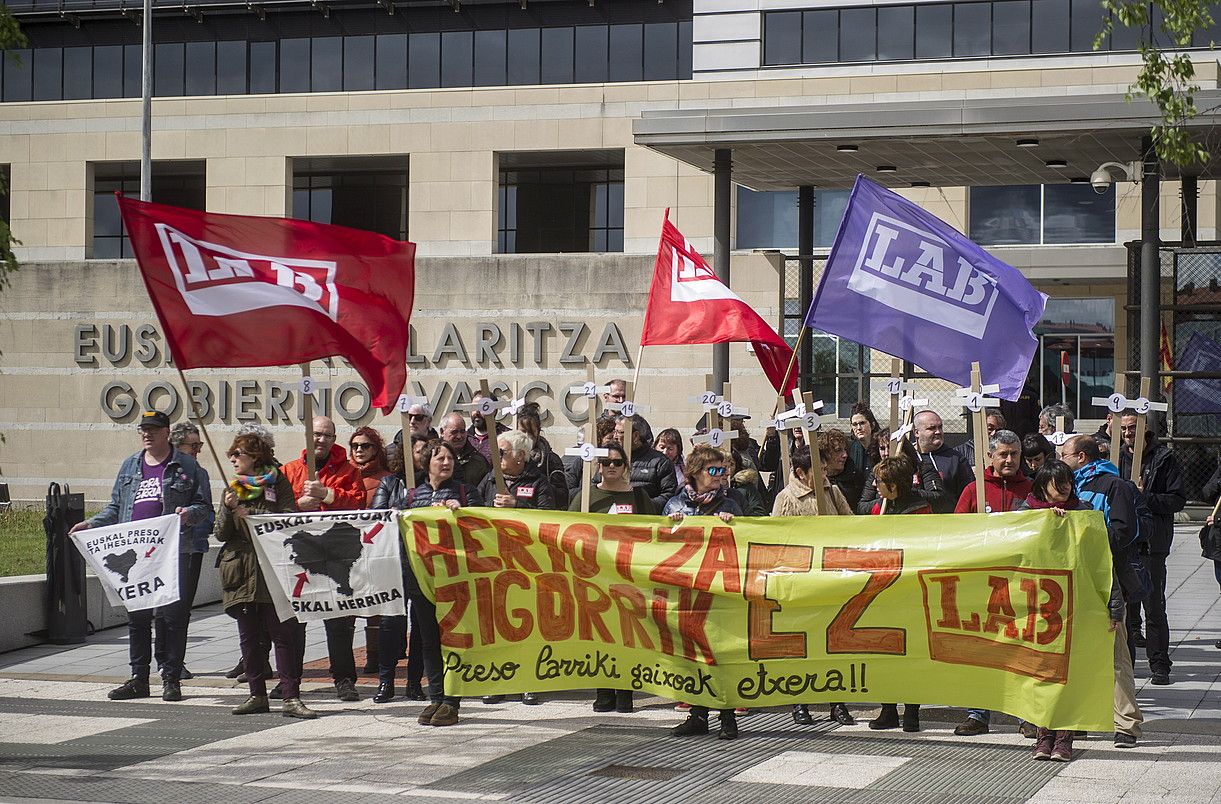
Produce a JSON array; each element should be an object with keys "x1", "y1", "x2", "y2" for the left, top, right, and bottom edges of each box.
[
  {"x1": 541, "y1": 27, "x2": 574, "y2": 83},
  {"x1": 643, "y1": 22, "x2": 677, "y2": 80},
  {"x1": 3, "y1": 49, "x2": 31, "y2": 102},
  {"x1": 1109, "y1": 9, "x2": 1143, "y2": 49},
  {"x1": 343, "y1": 36, "x2": 374, "y2": 91},
  {"x1": 311, "y1": 37, "x2": 341, "y2": 92},
  {"x1": 954, "y1": 3, "x2": 992, "y2": 56},
  {"x1": 764, "y1": 11, "x2": 802, "y2": 64},
  {"x1": 1043, "y1": 184, "x2": 1115, "y2": 243},
  {"x1": 473, "y1": 29, "x2": 507, "y2": 87},
  {"x1": 63, "y1": 47, "x2": 91, "y2": 100},
  {"x1": 294, "y1": 164, "x2": 408, "y2": 240},
  {"x1": 1192, "y1": 6, "x2": 1221, "y2": 46},
  {"x1": 498, "y1": 163, "x2": 624, "y2": 254},
  {"x1": 507, "y1": 28, "x2": 540, "y2": 86},
  {"x1": 216, "y1": 41, "x2": 247, "y2": 94},
  {"x1": 815, "y1": 190, "x2": 851, "y2": 246},
  {"x1": 1071, "y1": 0, "x2": 1106, "y2": 50},
  {"x1": 185, "y1": 41, "x2": 216, "y2": 96},
  {"x1": 678, "y1": 20, "x2": 693, "y2": 78},
  {"x1": 375, "y1": 34, "x2": 407, "y2": 90},
  {"x1": 249, "y1": 41, "x2": 276, "y2": 94},
  {"x1": 916, "y1": 4, "x2": 953, "y2": 58},
  {"x1": 280, "y1": 38, "x2": 310, "y2": 93},
  {"x1": 993, "y1": 0, "x2": 1032, "y2": 54},
  {"x1": 408, "y1": 32, "x2": 440, "y2": 89},
  {"x1": 33, "y1": 47, "x2": 61, "y2": 101},
  {"x1": 877, "y1": 5, "x2": 916, "y2": 60},
  {"x1": 1032, "y1": 0, "x2": 1071, "y2": 52},
  {"x1": 573, "y1": 26, "x2": 608, "y2": 83},
  {"x1": 608, "y1": 24, "x2": 643, "y2": 82},
  {"x1": 440, "y1": 31, "x2": 473, "y2": 88},
  {"x1": 93, "y1": 45, "x2": 124, "y2": 98},
  {"x1": 803, "y1": 10, "x2": 839, "y2": 63},
  {"x1": 969, "y1": 185, "x2": 1041, "y2": 244},
  {"x1": 736, "y1": 187, "x2": 798, "y2": 249},
  {"x1": 154, "y1": 43, "x2": 184, "y2": 97},
  {"x1": 123, "y1": 44, "x2": 141, "y2": 98},
  {"x1": 840, "y1": 8, "x2": 877, "y2": 61}
]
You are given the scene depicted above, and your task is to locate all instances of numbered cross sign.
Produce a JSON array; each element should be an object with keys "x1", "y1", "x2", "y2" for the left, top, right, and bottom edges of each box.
[
  {"x1": 621, "y1": 401, "x2": 636, "y2": 417},
  {"x1": 1049, "y1": 431, "x2": 1070, "y2": 446},
  {"x1": 700, "y1": 391, "x2": 719, "y2": 406},
  {"x1": 396, "y1": 394, "x2": 412, "y2": 414},
  {"x1": 800, "y1": 413, "x2": 821, "y2": 431},
  {"x1": 961, "y1": 392, "x2": 983, "y2": 413},
  {"x1": 474, "y1": 397, "x2": 497, "y2": 416},
  {"x1": 705, "y1": 429, "x2": 725, "y2": 447},
  {"x1": 1106, "y1": 393, "x2": 1127, "y2": 414},
  {"x1": 886, "y1": 378, "x2": 903, "y2": 395},
  {"x1": 580, "y1": 381, "x2": 596, "y2": 397},
  {"x1": 899, "y1": 396, "x2": 915, "y2": 412},
  {"x1": 717, "y1": 400, "x2": 735, "y2": 418},
  {"x1": 575, "y1": 443, "x2": 597, "y2": 462},
  {"x1": 300, "y1": 376, "x2": 316, "y2": 395},
  {"x1": 1133, "y1": 397, "x2": 1151, "y2": 414}
]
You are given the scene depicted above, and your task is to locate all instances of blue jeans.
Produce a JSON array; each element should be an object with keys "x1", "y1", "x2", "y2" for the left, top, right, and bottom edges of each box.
[{"x1": 967, "y1": 708, "x2": 991, "y2": 724}]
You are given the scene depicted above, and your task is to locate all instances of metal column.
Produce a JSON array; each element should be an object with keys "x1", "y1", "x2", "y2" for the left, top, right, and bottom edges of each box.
[
  {"x1": 1182, "y1": 174, "x2": 1198, "y2": 247},
  {"x1": 140, "y1": 0, "x2": 152, "y2": 201},
  {"x1": 1139, "y1": 136, "x2": 1161, "y2": 423},
  {"x1": 712, "y1": 148, "x2": 732, "y2": 393},
  {"x1": 798, "y1": 186, "x2": 814, "y2": 395}
]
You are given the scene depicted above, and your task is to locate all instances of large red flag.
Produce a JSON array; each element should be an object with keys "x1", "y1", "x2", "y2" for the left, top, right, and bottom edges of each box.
[
  {"x1": 641, "y1": 211, "x2": 797, "y2": 394},
  {"x1": 117, "y1": 196, "x2": 415, "y2": 413}
]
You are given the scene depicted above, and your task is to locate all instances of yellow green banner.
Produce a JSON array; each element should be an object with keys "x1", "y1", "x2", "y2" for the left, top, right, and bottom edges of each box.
[{"x1": 400, "y1": 508, "x2": 1115, "y2": 730}]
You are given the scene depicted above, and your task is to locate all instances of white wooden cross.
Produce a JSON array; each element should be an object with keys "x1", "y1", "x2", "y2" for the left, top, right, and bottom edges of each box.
[
  {"x1": 604, "y1": 380, "x2": 651, "y2": 464},
  {"x1": 504, "y1": 381, "x2": 529, "y2": 420},
  {"x1": 565, "y1": 429, "x2": 609, "y2": 514},
  {"x1": 799, "y1": 391, "x2": 833, "y2": 515},
  {"x1": 954, "y1": 363, "x2": 994, "y2": 511},
  {"x1": 1092, "y1": 377, "x2": 1167, "y2": 482},
  {"x1": 395, "y1": 393, "x2": 431, "y2": 489},
  {"x1": 457, "y1": 382, "x2": 511, "y2": 495},
  {"x1": 566, "y1": 366, "x2": 607, "y2": 510}
]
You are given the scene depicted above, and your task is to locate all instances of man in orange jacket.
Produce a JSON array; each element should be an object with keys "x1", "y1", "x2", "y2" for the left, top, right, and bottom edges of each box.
[{"x1": 283, "y1": 415, "x2": 366, "y2": 702}]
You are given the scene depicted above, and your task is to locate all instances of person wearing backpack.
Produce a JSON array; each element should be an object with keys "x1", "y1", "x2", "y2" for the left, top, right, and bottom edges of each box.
[
  {"x1": 1061, "y1": 434, "x2": 1144, "y2": 748},
  {"x1": 1117, "y1": 416, "x2": 1186, "y2": 684}
]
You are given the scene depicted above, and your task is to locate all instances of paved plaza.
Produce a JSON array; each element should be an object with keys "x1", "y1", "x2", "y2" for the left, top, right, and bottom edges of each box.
[{"x1": 1, "y1": 522, "x2": 1220, "y2": 804}]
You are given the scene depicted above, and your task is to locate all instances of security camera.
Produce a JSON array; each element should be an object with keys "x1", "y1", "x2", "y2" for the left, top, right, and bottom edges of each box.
[
  {"x1": 1090, "y1": 168, "x2": 1112, "y2": 195},
  {"x1": 1089, "y1": 161, "x2": 1142, "y2": 194}
]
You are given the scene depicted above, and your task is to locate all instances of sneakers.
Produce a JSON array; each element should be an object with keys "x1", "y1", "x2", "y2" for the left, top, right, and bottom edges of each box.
[
  {"x1": 831, "y1": 703, "x2": 857, "y2": 726},
  {"x1": 868, "y1": 704, "x2": 899, "y2": 730},
  {"x1": 717, "y1": 711, "x2": 738, "y2": 741},
  {"x1": 429, "y1": 703, "x2": 459, "y2": 726},
  {"x1": 418, "y1": 703, "x2": 441, "y2": 725},
  {"x1": 954, "y1": 717, "x2": 989, "y2": 736},
  {"x1": 108, "y1": 677, "x2": 150, "y2": 701},
  {"x1": 1019, "y1": 721, "x2": 1039, "y2": 739},
  {"x1": 161, "y1": 679, "x2": 183, "y2": 702},
  {"x1": 1051, "y1": 732, "x2": 1074, "y2": 762},
  {"x1": 1032, "y1": 728, "x2": 1055, "y2": 760},
  {"x1": 1150, "y1": 672, "x2": 1171, "y2": 686},
  {"x1": 791, "y1": 704, "x2": 813, "y2": 725},
  {"x1": 282, "y1": 698, "x2": 318, "y2": 719},
  {"x1": 1114, "y1": 732, "x2": 1137, "y2": 748},
  {"x1": 232, "y1": 695, "x2": 270, "y2": 715},
  {"x1": 335, "y1": 678, "x2": 360, "y2": 702},
  {"x1": 671, "y1": 714, "x2": 709, "y2": 737}
]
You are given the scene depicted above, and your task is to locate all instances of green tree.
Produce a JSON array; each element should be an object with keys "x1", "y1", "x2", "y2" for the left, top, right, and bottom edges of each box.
[
  {"x1": 1096, "y1": 0, "x2": 1216, "y2": 167},
  {"x1": 0, "y1": 4, "x2": 25, "y2": 293}
]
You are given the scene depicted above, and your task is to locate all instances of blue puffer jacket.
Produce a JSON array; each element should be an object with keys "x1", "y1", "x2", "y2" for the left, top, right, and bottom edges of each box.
[
  {"x1": 88, "y1": 449, "x2": 211, "y2": 552},
  {"x1": 1074, "y1": 459, "x2": 1143, "y2": 607}
]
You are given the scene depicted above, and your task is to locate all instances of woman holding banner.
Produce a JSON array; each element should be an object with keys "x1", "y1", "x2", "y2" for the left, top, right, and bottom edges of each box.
[{"x1": 216, "y1": 432, "x2": 316, "y2": 720}]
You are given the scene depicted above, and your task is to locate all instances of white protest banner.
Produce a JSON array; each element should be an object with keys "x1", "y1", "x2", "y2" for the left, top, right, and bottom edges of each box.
[
  {"x1": 70, "y1": 514, "x2": 181, "y2": 611},
  {"x1": 246, "y1": 509, "x2": 406, "y2": 622}
]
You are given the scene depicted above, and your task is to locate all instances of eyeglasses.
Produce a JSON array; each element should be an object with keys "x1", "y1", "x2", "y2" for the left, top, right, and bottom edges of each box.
[
  {"x1": 705, "y1": 466, "x2": 728, "y2": 477},
  {"x1": 180, "y1": 441, "x2": 203, "y2": 452},
  {"x1": 409, "y1": 413, "x2": 429, "y2": 421},
  {"x1": 351, "y1": 442, "x2": 374, "y2": 451},
  {"x1": 313, "y1": 432, "x2": 336, "y2": 440},
  {"x1": 598, "y1": 459, "x2": 625, "y2": 468},
  {"x1": 226, "y1": 450, "x2": 250, "y2": 459}
]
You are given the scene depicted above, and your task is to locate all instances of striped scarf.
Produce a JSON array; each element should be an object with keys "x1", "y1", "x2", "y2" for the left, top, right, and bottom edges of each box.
[{"x1": 228, "y1": 467, "x2": 279, "y2": 501}]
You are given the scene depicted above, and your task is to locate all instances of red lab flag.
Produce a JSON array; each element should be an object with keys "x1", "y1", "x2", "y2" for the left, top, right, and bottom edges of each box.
[
  {"x1": 117, "y1": 196, "x2": 415, "y2": 413},
  {"x1": 641, "y1": 211, "x2": 797, "y2": 393}
]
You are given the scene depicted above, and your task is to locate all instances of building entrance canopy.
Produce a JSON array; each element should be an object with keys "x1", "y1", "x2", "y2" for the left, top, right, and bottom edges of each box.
[{"x1": 633, "y1": 90, "x2": 1221, "y2": 191}]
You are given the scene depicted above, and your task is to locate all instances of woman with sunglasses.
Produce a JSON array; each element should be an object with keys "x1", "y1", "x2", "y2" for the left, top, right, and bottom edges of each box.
[
  {"x1": 216, "y1": 433, "x2": 316, "y2": 719},
  {"x1": 664, "y1": 444, "x2": 743, "y2": 740},
  {"x1": 349, "y1": 426, "x2": 391, "y2": 507}
]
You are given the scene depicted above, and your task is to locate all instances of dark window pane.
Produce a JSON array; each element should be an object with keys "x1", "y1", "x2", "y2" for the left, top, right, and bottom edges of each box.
[
  {"x1": 573, "y1": 26, "x2": 608, "y2": 83},
  {"x1": 954, "y1": 3, "x2": 991, "y2": 56},
  {"x1": 643, "y1": 22, "x2": 676, "y2": 80},
  {"x1": 33, "y1": 48, "x2": 62, "y2": 101},
  {"x1": 1192, "y1": 4, "x2": 1221, "y2": 46},
  {"x1": 1071, "y1": 0, "x2": 1106, "y2": 50},
  {"x1": 878, "y1": 5, "x2": 915, "y2": 60},
  {"x1": 1044, "y1": 184, "x2": 1115, "y2": 243},
  {"x1": 4, "y1": 49, "x2": 31, "y2": 102},
  {"x1": 473, "y1": 29, "x2": 506, "y2": 86},
  {"x1": 608, "y1": 24, "x2": 642, "y2": 82},
  {"x1": 803, "y1": 10, "x2": 838, "y2": 62},
  {"x1": 409, "y1": 32, "x2": 440, "y2": 88},
  {"x1": 993, "y1": 0, "x2": 1032, "y2": 54},
  {"x1": 342, "y1": 36, "x2": 374, "y2": 91},
  {"x1": 737, "y1": 187, "x2": 798, "y2": 249},
  {"x1": 312, "y1": 37, "x2": 341, "y2": 92},
  {"x1": 1109, "y1": 9, "x2": 1144, "y2": 49},
  {"x1": 678, "y1": 20, "x2": 693, "y2": 78},
  {"x1": 375, "y1": 34, "x2": 407, "y2": 90},
  {"x1": 969, "y1": 185, "x2": 1041, "y2": 244},
  {"x1": 916, "y1": 4, "x2": 953, "y2": 58},
  {"x1": 507, "y1": 28, "x2": 540, "y2": 85},
  {"x1": 94, "y1": 45, "x2": 124, "y2": 98},
  {"x1": 249, "y1": 41, "x2": 276, "y2": 93},
  {"x1": 185, "y1": 41, "x2": 215, "y2": 96},
  {"x1": 840, "y1": 8, "x2": 877, "y2": 61},
  {"x1": 216, "y1": 41, "x2": 247, "y2": 94},
  {"x1": 63, "y1": 46, "x2": 91, "y2": 100},
  {"x1": 441, "y1": 31, "x2": 473, "y2": 88},
  {"x1": 815, "y1": 190, "x2": 851, "y2": 247},
  {"x1": 764, "y1": 11, "x2": 801, "y2": 64},
  {"x1": 93, "y1": 188, "x2": 123, "y2": 238},
  {"x1": 280, "y1": 38, "x2": 310, "y2": 93},
  {"x1": 540, "y1": 27, "x2": 574, "y2": 83},
  {"x1": 123, "y1": 44, "x2": 141, "y2": 97},
  {"x1": 1032, "y1": 0, "x2": 1071, "y2": 52},
  {"x1": 154, "y1": 43, "x2": 184, "y2": 96}
]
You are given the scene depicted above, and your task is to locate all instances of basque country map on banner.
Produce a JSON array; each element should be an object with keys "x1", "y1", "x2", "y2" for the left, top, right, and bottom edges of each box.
[
  {"x1": 401, "y1": 507, "x2": 1116, "y2": 731},
  {"x1": 247, "y1": 510, "x2": 406, "y2": 622},
  {"x1": 70, "y1": 513, "x2": 181, "y2": 611}
]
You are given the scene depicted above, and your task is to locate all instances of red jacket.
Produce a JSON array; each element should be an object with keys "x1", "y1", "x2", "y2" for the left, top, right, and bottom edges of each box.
[
  {"x1": 283, "y1": 445, "x2": 366, "y2": 511},
  {"x1": 954, "y1": 467, "x2": 1032, "y2": 514}
]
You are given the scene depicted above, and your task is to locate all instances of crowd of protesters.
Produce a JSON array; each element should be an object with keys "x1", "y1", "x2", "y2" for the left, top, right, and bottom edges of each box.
[{"x1": 76, "y1": 377, "x2": 1201, "y2": 761}]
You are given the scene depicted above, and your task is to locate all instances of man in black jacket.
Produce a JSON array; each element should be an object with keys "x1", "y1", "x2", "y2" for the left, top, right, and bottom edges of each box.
[
  {"x1": 614, "y1": 414, "x2": 678, "y2": 510},
  {"x1": 1117, "y1": 416, "x2": 1186, "y2": 684},
  {"x1": 913, "y1": 411, "x2": 972, "y2": 513}
]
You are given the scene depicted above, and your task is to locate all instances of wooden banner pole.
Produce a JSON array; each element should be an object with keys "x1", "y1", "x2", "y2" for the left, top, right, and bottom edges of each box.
[
  {"x1": 173, "y1": 366, "x2": 228, "y2": 482},
  {"x1": 300, "y1": 362, "x2": 317, "y2": 481},
  {"x1": 802, "y1": 391, "x2": 832, "y2": 515},
  {"x1": 1130, "y1": 376, "x2": 1153, "y2": 484},
  {"x1": 888, "y1": 358, "x2": 902, "y2": 432},
  {"x1": 480, "y1": 379, "x2": 507, "y2": 496},
  {"x1": 770, "y1": 325, "x2": 807, "y2": 418},
  {"x1": 970, "y1": 362, "x2": 987, "y2": 514},
  {"x1": 622, "y1": 380, "x2": 635, "y2": 466}
]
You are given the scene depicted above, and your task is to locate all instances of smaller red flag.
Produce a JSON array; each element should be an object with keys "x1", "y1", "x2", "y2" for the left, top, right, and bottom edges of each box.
[
  {"x1": 1060, "y1": 350, "x2": 1071, "y2": 390},
  {"x1": 1160, "y1": 321, "x2": 1174, "y2": 394},
  {"x1": 641, "y1": 211, "x2": 796, "y2": 393}
]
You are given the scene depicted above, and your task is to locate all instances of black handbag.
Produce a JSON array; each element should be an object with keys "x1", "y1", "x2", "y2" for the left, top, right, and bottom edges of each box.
[{"x1": 1201, "y1": 522, "x2": 1221, "y2": 562}]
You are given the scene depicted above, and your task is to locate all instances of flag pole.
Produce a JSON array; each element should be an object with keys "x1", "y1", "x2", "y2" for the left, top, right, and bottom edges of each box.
[
  {"x1": 631, "y1": 342, "x2": 645, "y2": 394},
  {"x1": 172, "y1": 366, "x2": 228, "y2": 483},
  {"x1": 970, "y1": 362, "x2": 987, "y2": 514},
  {"x1": 770, "y1": 325, "x2": 807, "y2": 418},
  {"x1": 300, "y1": 362, "x2": 317, "y2": 481},
  {"x1": 399, "y1": 409, "x2": 416, "y2": 490}
]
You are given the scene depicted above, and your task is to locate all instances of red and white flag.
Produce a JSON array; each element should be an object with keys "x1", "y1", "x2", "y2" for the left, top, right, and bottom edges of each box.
[
  {"x1": 117, "y1": 197, "x2": 415, "y2": 413},
  {"x1": 641, "y1": 211, "x2": 797, "y2": 393}
]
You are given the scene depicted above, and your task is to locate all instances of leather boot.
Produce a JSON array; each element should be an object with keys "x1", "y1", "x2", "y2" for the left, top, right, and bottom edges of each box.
[
  {"x1": 791, "y1": 704, "x2": 813, "y2": 725},
  {"x1": 362, "y1": 618, "x2": 380, "y2": 674},
  {"x1": 902, "y1": 704, "x2": 921, "y2": 732},
  {"x1": 615, "y1": 690, "x2": 633, "y2": 713},
  {"x1": 592, "y1": 689, "x2": 616, "y2": 712},
  {"x1": 374, "y1": 681, "x2": 395, "y2": 704},
  {"x1": 869, "y1": 704, "x2": 899, "y2": 730},
  {"x1": 717, "y1": 710, "x2": 738, "y2": 740},
  {"x1": 830, "y1": 703, "x2": 856, "y2": 725}
]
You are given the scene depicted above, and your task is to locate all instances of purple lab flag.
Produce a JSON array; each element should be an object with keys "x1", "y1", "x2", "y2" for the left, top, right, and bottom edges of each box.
[{"x1": 806, "y1": 175, "x2": 1047, "y2": 401}]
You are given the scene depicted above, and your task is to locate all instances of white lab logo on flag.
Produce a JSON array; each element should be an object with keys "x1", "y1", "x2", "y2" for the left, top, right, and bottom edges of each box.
[
  {"x1": 70, "y1": 514, "x2": 181, "y2": 611},
  {"x1": 246, "y1": 510, "x2": 406, "y2": 622},
  {"x1": 669, "y1": 238, "x2": 741, "y2": 304}
]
